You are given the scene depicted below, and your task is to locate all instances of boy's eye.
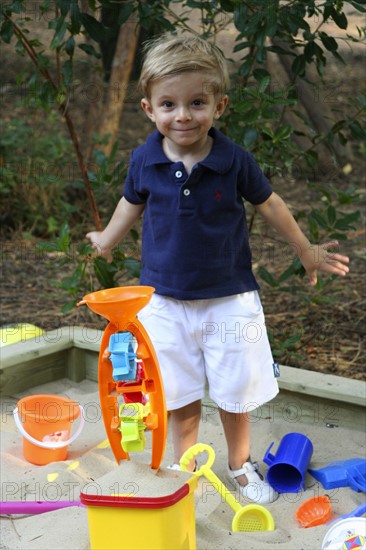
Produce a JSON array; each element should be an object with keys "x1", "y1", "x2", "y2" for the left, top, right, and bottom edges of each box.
[
  {"x1": 162, "y1": 101, "x2": 173, "y2": 108},
  {"x1": 192, "y1": 99, "x2": 204, "y2": 106}
]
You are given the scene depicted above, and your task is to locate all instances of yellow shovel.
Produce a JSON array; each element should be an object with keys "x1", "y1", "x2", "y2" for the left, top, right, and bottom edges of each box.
[{"x1": 180, "y1": 443, "x2": 275, "y2": 532}]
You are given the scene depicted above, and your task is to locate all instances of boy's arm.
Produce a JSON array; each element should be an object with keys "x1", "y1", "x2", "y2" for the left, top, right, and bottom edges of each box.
[
  {"x1": 86, "y1": 197, "x2": 145, "y2": 261},
  {"x1": 255, "y1": 192, "x2": 349, "y2": 286}
]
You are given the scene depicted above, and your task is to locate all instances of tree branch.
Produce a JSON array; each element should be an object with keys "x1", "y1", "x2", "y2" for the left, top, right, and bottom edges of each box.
[{"x1": 3, "y1": 11, "x2": 102, "y2": 231}]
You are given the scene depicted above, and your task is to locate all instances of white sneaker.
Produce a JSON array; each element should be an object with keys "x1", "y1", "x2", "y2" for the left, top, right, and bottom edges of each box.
[
  {"x1": 167, "y1": 463, "x2": 181, "y2": 471},
  {"x1": 228, "y1": 461, "x2": 278, "y2": 504}
]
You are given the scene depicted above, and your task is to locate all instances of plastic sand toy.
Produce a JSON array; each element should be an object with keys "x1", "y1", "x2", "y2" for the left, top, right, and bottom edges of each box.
[
  {"x1": 180, "y1": 443, "x2": 275, "y2": 532},
  {"x1": 309, "y1": 458, "x2": 366, "y2": 492},
  {"x1": 78, "y1": 286, "x2": 167, "y2": 470},
  {"x1": 295, "y1": 495, "x2": 332, "y2": 528},
  {"x1": 13, "y1": 394, "x2": 84, "y2": 465},
  {"x1": 0, "y1": 323, "x2": 44, "y2": 347},
  {"x1": 263, "y1": 432, "x2": 313, "y2": 493}
]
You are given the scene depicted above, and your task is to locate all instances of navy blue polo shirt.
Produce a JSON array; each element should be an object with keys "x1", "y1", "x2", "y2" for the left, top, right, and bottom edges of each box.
[{"x1": 123, "y1": 128, "x2": 272, "y2": 299}]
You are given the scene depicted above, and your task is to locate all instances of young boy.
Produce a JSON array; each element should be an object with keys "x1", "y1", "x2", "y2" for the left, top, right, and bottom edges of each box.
[{"x1": 87, "y1": 35, "x2": 349, "y2": 504}]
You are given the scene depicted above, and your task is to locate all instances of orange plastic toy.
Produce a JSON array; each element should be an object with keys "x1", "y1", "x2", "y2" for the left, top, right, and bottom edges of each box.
[
  {"x1": 295, "y1": 495, "x2": 332, "y2": 528},
  {"x1": 78, "y1": 286, "x2": 167, "y2": 470}
]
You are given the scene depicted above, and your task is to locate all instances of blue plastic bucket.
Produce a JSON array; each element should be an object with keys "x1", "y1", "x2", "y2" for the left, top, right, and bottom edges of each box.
[{"x1": 263, "y1": 432, "x2": 313, "y2": 493}]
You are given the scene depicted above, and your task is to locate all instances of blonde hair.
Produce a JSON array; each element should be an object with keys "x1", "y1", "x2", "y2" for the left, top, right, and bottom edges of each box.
[{"x1": 138, "y1": 33, "x2": 230, "y2": 98}]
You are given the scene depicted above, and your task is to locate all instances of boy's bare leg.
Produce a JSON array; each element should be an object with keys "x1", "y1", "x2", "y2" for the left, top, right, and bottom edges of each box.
[
  {"x1": 170, "y1": 400, "x2": 201, "y2": 470},
  {"x1": 219, "y1": 408, "x2": 251, "y2": 486}
]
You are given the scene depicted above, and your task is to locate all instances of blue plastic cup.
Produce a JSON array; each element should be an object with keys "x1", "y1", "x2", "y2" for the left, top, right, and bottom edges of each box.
[{"x1": 263, "y1": 432, "x2": 313, "y2": 493}]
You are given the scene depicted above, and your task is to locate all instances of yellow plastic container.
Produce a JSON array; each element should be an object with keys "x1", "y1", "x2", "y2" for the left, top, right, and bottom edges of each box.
[
  {"x1": 0, "y1": 324, "x2": 44, "y2": 347},
  {"x1": 80, "y1": 463, "x2": 197, "y2": 550}
]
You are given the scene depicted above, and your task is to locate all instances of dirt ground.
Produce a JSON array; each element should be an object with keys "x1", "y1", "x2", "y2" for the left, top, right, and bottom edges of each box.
[{"x1": 1, "y1": 9, "x2": 365, "y2": 381}]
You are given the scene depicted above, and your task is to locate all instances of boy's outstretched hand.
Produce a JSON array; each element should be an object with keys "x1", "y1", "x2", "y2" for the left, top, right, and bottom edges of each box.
[
  {"x1": 300, "y1": 240, "x2": 350, "y2": 286},
  {"x1": 86, "y1": 231, "x2": 113, "y2": 263}
]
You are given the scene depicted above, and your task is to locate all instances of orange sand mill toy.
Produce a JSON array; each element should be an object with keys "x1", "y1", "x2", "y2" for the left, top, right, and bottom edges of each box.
[{"x1": 78, "y1": 286, "x2": 167, "y2": 470}]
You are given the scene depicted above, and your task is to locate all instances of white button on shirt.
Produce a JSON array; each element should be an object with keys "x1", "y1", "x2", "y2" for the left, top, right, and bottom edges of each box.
[
  {"x1": 183, "y1": 189, "x2": 190, "y2": 196},
  {"x1": 175, "y1": 170, "x2": 183, "y2": 178}
]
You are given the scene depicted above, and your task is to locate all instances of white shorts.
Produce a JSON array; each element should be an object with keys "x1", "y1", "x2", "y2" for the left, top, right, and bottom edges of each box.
[{"x1": 138, "y1": 291, "x2": 279, "y2": 413}]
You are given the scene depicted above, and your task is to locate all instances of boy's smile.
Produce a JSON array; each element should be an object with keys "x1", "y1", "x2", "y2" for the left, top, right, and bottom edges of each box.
[{"x1": 141, "y1": 72, "x2": 228, "y2": 161}]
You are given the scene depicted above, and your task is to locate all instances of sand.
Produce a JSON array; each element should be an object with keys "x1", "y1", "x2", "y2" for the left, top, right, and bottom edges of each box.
[{"x1": 1, "y1": 377, "x2": 365, "y2": 549}]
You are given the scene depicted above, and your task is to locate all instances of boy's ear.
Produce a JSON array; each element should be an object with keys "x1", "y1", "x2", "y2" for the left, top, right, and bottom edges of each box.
[
  {"x1": 214, "y1": 94, "x2": 229, "y2": 119},
  {"x1": 141, "y1": 98, "x2": 155, "y2": 122}
]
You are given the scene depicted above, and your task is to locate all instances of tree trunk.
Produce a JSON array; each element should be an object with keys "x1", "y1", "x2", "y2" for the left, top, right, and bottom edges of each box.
[
  {"x1": 98, "y1": 18, "x2": 140, "y2": 157},
  {"x1": 271, "y1": 38, "x2": 348, "y2": 162}
]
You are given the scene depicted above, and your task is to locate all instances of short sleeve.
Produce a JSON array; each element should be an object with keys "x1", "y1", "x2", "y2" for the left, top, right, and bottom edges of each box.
[
  {"x1": 122, "y1": 152, "x2": 148, "y2": 205},
  {"x1": 238, "y1": 151, "x2": 273, "y2": 205}
]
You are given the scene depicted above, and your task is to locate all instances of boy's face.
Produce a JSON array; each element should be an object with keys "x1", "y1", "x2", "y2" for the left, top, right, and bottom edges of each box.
[{"x1": 141, "y1": 71, "x2": 228, "y2": 152}]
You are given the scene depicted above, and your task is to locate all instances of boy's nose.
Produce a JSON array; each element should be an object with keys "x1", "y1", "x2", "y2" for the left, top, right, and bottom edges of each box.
[{"x1": 175, "y1": 106, "x2": 192, "y2": 121}]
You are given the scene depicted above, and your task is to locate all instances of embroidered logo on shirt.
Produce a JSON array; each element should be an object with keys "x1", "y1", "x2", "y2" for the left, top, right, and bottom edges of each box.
[{"x1": 215, "y1": 190, "x2": 222, "y2": 202}]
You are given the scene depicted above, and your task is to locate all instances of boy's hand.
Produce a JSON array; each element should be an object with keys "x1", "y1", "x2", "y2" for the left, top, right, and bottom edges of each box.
[
  {"x1": 300, "y1": 240, "x2": 350, "y2": 286},
  {"x1": 86, "y1": 231, "x2": 113, "y2": 263}
]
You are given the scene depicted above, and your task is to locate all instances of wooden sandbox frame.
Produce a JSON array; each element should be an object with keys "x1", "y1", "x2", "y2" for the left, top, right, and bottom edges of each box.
[{"x1": 1, "y1": 327, "x2": 365, "y2": 431}]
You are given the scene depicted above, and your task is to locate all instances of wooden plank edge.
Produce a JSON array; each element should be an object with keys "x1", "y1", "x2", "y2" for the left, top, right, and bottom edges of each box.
[
  {"x1": 1, "y1": 327, "x2": 365, "y2": 408},
  {"x1": 1, "y1": 330, "x2": 74, "y2": 368},
  {"x1": 278, "y1": 364, "x2": 365, "y2": 407}
]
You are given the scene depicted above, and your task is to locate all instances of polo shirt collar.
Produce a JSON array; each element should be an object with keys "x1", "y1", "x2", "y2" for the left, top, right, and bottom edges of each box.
[{"x1": 143, "y1": 128, "x2": 235, "y2": 174}]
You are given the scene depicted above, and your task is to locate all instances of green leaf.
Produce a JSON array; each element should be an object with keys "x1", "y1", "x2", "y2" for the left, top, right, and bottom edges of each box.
[
  {"x1": 242, "y1": 127, "x2": 258, "y2": 148},
  {"x1": 258, "y1": 74, "x2": 271, "y2": 93},
  {"x1": 62, "y1": 300, "x2": 77, "y2": 314},
  {"x1": 58, "y1": 231, "x2": 71, "y2": 253},
  {"x1": 78, "y1": 43, "x2": 101, "y2": 58},
  {"x1": 308, "y1": 216, "x2": 319, "y2": 241},
  {"x1": 117, "y1": 3, "x2": 135, "y2": 25},
  {"x1": 261, "y1": 126, "x2": 274, "y2": 139},
  {"x1": 61, "y1": 59, "x2": 73, "y2": 84},
  {"x1": 124, "y1": 257, "x2": 141, "y2": 278},
  {"x1": 273, "y1": 125, "x2": 293, "y2": 142},
  {"x1": 327, "y1": 204, "x2": 336, "y2": 225},
  {"x1": 80, "y1": 13, "x2": 109, "y2": 43},
  {"x1": 93, "y1": 256, "x2": 117, "y2": 288},
  {"x1": 278, "y1": 264, "x2": 297, "y2": 284},
  {"x1": 257, "y1": 266, "x2": 278, "y2": 288},
  {"x1": 283, "y1": 332, "x2": 302, "y2": 348},
  {"x1": 310, "y1": 209, "x2": 329, "y2": 229},
  {"x1": 319, "y1": 32, "x2": 338, "y2": 52},
  {"x1": 77, "y1": 242, "x2": 94, "y2": 255},
  {"x1": 129, "y1": 228, "x2": 139, "y2": 242},
  {"x1": 338, "y1": 132, "x2": 348, "y2": 145},
  {"x1": 233, "y1": 4, "x2": 248, "y2": 33},
  {"x1": 50, "y1": 18, "x2": 67, "y2": 50},
  {"x1": 253, "y1": 68, "x2": 270, "y2": 81},
  {"x1": 64, "y1": 35, "x2": 75, "y2": 56},
  {"x1": 331, "y1": 8, "x2": 348, "y2": 30},
  {"x1": 57, "y1": 222, "x2": 71, "y2": 248},
  {"x1": 334, "y1": 211, "x2": 361, "y2": 230},
  {"x1": 349, "y1": 121, "x2": 366, "y2": 139},
  {"x1": 36, "y1": 241, "x2": 58, "y2": 253},
  {"x1": 5, "y1": 1, "x2": 26, "y2": 14},
  {"x1": 0, "y1": 19, "x2": 14, "y2": 43},
  {"x1": 70, "y1": 1, "x2": 81, "y2": 34},
  {"x1": 243, "y1": 108, "x2": 261, "y2": 123},
  {"x1": 349, "y1": 1, "x2": 366, "y2": 13},
  {"x1": 291, "y1": 54, "x2": 306, "y2": 77},
  {"x1": 279, "y1": 257, "x2": 305, "y2": 282},
  {"x1": 57, "y1": 0, "x2": 72, "y2": 16},
  {"x1": 331, "y1": 120, "x2": 346, "y2": 133}
]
